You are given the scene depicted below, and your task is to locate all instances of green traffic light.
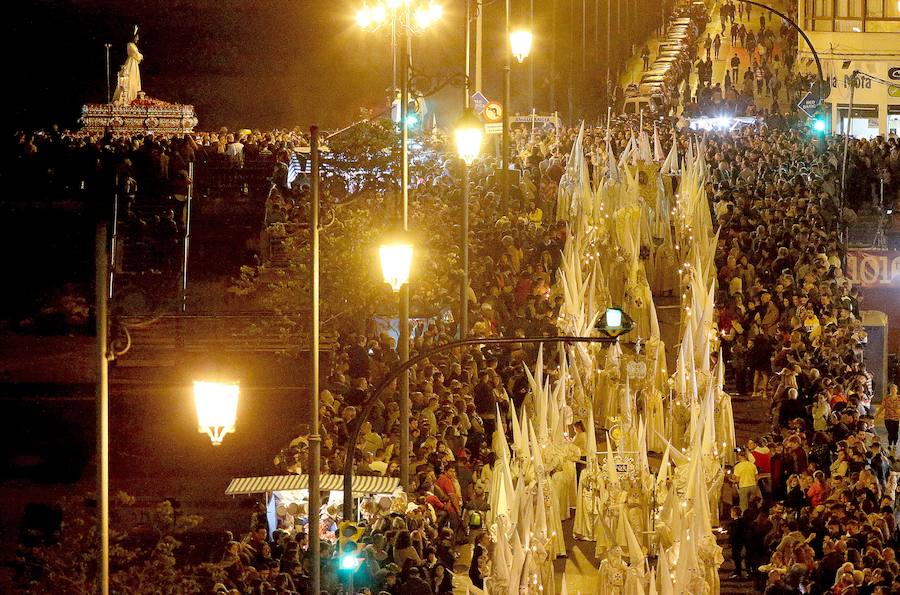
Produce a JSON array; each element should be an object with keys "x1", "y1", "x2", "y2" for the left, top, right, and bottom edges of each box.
[
  {"x1": 812, "y1": 118, "x2": 826, "y2": 132},
  {"x1": 405, "y1": 114, "x2": 419, "y2": 128},
  {"x1": 339, "y1": 554, "x2": 360, "y2": 570}
]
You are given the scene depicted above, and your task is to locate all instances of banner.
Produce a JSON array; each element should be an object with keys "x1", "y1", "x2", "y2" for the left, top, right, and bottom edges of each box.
[{"x1": 846, "y1": 250, "x2": 900, "y2": 288}]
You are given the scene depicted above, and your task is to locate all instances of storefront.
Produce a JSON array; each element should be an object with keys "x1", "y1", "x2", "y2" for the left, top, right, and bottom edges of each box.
[{"x1": 796, "y1": 3, "x2": 900, "y2": 137}]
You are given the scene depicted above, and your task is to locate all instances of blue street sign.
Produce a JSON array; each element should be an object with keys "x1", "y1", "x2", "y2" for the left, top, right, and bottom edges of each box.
[
  {"x1": 797, "y1": 92, "x2": 820, "y2": 119},
  {"x1": 471, "y1": 91, "x2": 489, "y2": 115}
]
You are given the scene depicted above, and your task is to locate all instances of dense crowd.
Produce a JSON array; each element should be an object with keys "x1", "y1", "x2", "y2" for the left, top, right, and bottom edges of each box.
[
  {"x1": 677, "y1": 0, "x2": 820, "y2": 124},
  {"x1": 212, "y1": 106, "x2": 900, "y2": 593},
  {"x1": 706, "y1": 128, "x2": 900, "y2": 593},
  {"x1": 11, "y1": 7, "x2": 900, "y2": 589}
]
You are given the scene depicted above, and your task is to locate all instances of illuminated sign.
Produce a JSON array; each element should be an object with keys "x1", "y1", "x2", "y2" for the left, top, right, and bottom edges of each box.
[{"x1": 846, "y1": 250, "x2": 900, "y2": 288}]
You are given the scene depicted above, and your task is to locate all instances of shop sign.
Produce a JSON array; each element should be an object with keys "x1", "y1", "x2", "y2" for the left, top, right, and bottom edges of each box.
[{"x1": 846, "y1": 250, "x2": 900, "y2": 288}]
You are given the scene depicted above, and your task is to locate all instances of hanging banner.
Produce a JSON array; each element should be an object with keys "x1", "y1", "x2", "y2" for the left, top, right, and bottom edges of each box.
[{"x1": 846, "y1": 250, "x2": 900, "y2": 288}]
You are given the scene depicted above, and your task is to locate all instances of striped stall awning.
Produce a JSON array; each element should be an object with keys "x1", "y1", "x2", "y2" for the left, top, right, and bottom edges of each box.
[{"x1": 225, "y1": 474, "x2": 399, "y2": 496}]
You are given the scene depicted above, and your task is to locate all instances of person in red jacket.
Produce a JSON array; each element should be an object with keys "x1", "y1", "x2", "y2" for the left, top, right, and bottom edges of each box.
[
  {"x1": 435, "y1": 465, "x2": 462, "y2": 537},
  {"x1": 806, "y1": 470, "x2": 829, "y2": 506}
]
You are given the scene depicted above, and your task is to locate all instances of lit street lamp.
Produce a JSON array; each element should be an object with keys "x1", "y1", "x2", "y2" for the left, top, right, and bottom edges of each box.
[
  {"x1": 510, "y1": 29, "x2": 533, "y2": 64},
  {"x1": 379, "y1": 237, "x2": 414, "y2": 292},
  {"x1": 379, "y1": 233, "x2": 413, "y2": 487},
  {"x1": 192, "y1": 381, "x2": 239, "y2": 446},
  {"x1": 502, "y1": 9, "x2": 531, "y2": 210},
  {"x1": 454, "y1": 107, "x2": 483, "y2": 338},
  {"x1": 359, "y1": 0, "x2": 441, "y2": 495}
]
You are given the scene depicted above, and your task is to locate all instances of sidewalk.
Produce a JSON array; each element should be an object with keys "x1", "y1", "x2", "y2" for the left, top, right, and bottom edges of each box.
[{"x1": 619, "y1": 0, "x2": 794, "y2": 115}]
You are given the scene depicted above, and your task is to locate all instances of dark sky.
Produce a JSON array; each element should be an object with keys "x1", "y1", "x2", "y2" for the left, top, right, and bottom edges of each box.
[
  {"x1": 7, "y1": 1, "x2": 631, "y2": 132},
  {"x1": 4, "y1": 0, "x2": 514, "y2": 131}
]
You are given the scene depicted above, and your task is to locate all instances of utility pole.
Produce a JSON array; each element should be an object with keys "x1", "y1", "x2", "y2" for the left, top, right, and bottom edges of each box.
[
  {"x1": 399, "y1": 7, "x2": 411, "y2": 491},
  {"x1": 466, "y1": 0, "x2": 471, "y2": 107},
  {"x1": 308, "y1": 126, "x2": 322, "y2": 595},
  {"x1": 95, "y1": 223, "x2": 109, "y2": 595},
  {"x1": 475, "y1": 0, "x2": 483, "y2": 93},
  {"x1": 551, "y1": 0, "x2": 557, "y2": 111},
  {"x1": 501, "y1": 0, "x2": 511, "y2": 210}
]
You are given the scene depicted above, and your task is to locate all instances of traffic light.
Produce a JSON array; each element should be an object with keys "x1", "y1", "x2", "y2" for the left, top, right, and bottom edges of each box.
[
  {"x1": 405, "y1": 113, "x2": 420, "y2": 128},
  {"x1": 811, "y1": 117, "x2": 827, "y2": 133},
  {"x1": 339, "y1": 551, "x2": 362, "y2": 570}
]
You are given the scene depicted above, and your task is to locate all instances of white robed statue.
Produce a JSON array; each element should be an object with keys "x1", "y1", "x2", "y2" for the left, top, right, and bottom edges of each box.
[{"x1": 113, "y1": 27, "x2": 143, "y2": 105}]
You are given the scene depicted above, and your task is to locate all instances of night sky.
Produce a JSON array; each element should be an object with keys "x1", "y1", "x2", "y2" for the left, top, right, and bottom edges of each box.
[{"x1": 6, "y1": 0, "x2": 557, "y2": 132}]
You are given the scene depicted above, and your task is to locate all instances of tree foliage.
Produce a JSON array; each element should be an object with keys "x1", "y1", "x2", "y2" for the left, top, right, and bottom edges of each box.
[{"x1": 231, "y1": 117, "x2": 463, "y2": 337}]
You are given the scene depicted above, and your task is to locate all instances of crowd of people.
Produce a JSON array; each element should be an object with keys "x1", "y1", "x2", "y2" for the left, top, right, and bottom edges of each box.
[
  {"x1": 11, "y1": 4, "x2": 900, "y2": 589},
  {"x1": 682, "y1": 0, "x2": 814, "y2": 121},
  {"x1": 209, "y1": 101, "x2": 900, "y2": 592},
  {"x1": 705, "y1": 126, "x2": 900, "y2": 593}
]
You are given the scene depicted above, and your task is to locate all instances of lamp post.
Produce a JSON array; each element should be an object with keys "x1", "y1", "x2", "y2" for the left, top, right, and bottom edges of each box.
[
  {"x1": 95, "y1": 223, "x2": 110, "y2": 595},
  {"x1": 379, "y1": 234, "x2": 413, "y2": 488},
  {"x1": 104, "y1": 43, "x2": 112, "y2": 105},
  {"x1": 358, "y1": 0, "x2": 442, "y2": 493},
  {"x1": 502, "y1": 17, "x2": 532, "y2": 211},
  {"x1": 308, "y1": 125, "x2": 322, "y2": 595},
  {"x1": 454, "y1": 108, "x2": 483, "y2": 338}
]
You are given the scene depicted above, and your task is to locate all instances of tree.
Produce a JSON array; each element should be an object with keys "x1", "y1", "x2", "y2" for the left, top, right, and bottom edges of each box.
[{"x1": 231, "y1": 117, "x2": 462, "y2": 339}]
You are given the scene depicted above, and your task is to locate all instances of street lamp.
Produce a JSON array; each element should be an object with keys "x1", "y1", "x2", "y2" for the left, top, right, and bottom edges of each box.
[
  {"x1": 454, "y1": 107, "x2": 482, "y2": 338},
  {"x1": 510, "y1": 29, "x2": 532, "y2": 63},
  {"x1": 379, "y1": 234, "x2": 413, "y2": 485},
  {"x1": 454, "y1": 107, "x2": 484, "y2": 165},
  {"x1": 192, "y1": 380, "x2": 239, "y2": 446},
  {"x1": 379, "y1": 238, "x2": 413, "y2": 292},
  {"x1": 502, "y1": 0, "x2": 531, "y2": 210},
  {"x1": 595, "y1": 307, "x2": 635, "y2": 338},
  {"x1": 357, "y1": 1, "x2": 443, "y2": 112},
  {"x1": 359, "y1": 0, "x2": 441, "y2": 494}
]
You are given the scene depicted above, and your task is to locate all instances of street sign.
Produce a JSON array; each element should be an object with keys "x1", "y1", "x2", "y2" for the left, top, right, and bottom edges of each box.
[
  {"x1": 797, "y1": 92, "x2": 820, "y2": 119},
  {"x1": 888, "y1": 67, "x2": 900, "y2": 81},
  {"x1": 471, "y1": 91, "x2": 489, "y2": 114},
  {"x1": 483, "y1": 101, "x2": 503, "y2": 123},
  {"x1": 889, "y1": 85, "x2": 900, "y2": 98},
  {"x1": 484, "y1": 122, "x2": 503, "y2": 135}
]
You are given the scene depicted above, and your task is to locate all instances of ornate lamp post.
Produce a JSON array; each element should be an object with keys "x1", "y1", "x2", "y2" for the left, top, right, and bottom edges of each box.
[{"x1": 359, "y1": 1, "x2": 441, "y2": 493}]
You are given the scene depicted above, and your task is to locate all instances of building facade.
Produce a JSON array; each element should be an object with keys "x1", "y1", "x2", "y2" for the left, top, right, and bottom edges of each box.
[{"x1": 798, "y1": 0, "x2": 900, "y2": 137}]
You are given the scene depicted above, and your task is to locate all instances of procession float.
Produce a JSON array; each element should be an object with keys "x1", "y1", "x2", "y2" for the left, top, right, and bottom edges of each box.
[{"x1": 80, "y1": 27, "x2": 198, "y2": 135}]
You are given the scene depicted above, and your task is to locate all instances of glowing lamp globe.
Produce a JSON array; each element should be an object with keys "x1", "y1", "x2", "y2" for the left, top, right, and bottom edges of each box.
[
  {"x1": 605, "y1": 308, "x2": 623, "y2": 329},
  {"x1": 413, "y1": 2, "x2": 442, "y2": 29},
  {"x1": 379, "y1": 239, "x2": 413, "y2": 292},
  {"x1": 510, "y1": 30, "x2": 533, "y2": 63},
  {"x1": 454, "y1": 108, "x2": 484, "y2": 165},
  {"x1": 193, "y1": 381, "x2": 239, "y2": 446},
  {"x1": 595, "y1": 307, "x2": 634, "y2": 338},
  {"x1": 356, "y1": 7, "x2": 372, "y2": 28}
]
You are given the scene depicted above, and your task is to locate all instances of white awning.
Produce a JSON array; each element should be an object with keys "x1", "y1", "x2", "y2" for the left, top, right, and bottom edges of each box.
[{"x1": 225, "y1": 474, "x2": 399, "y2": 496}]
